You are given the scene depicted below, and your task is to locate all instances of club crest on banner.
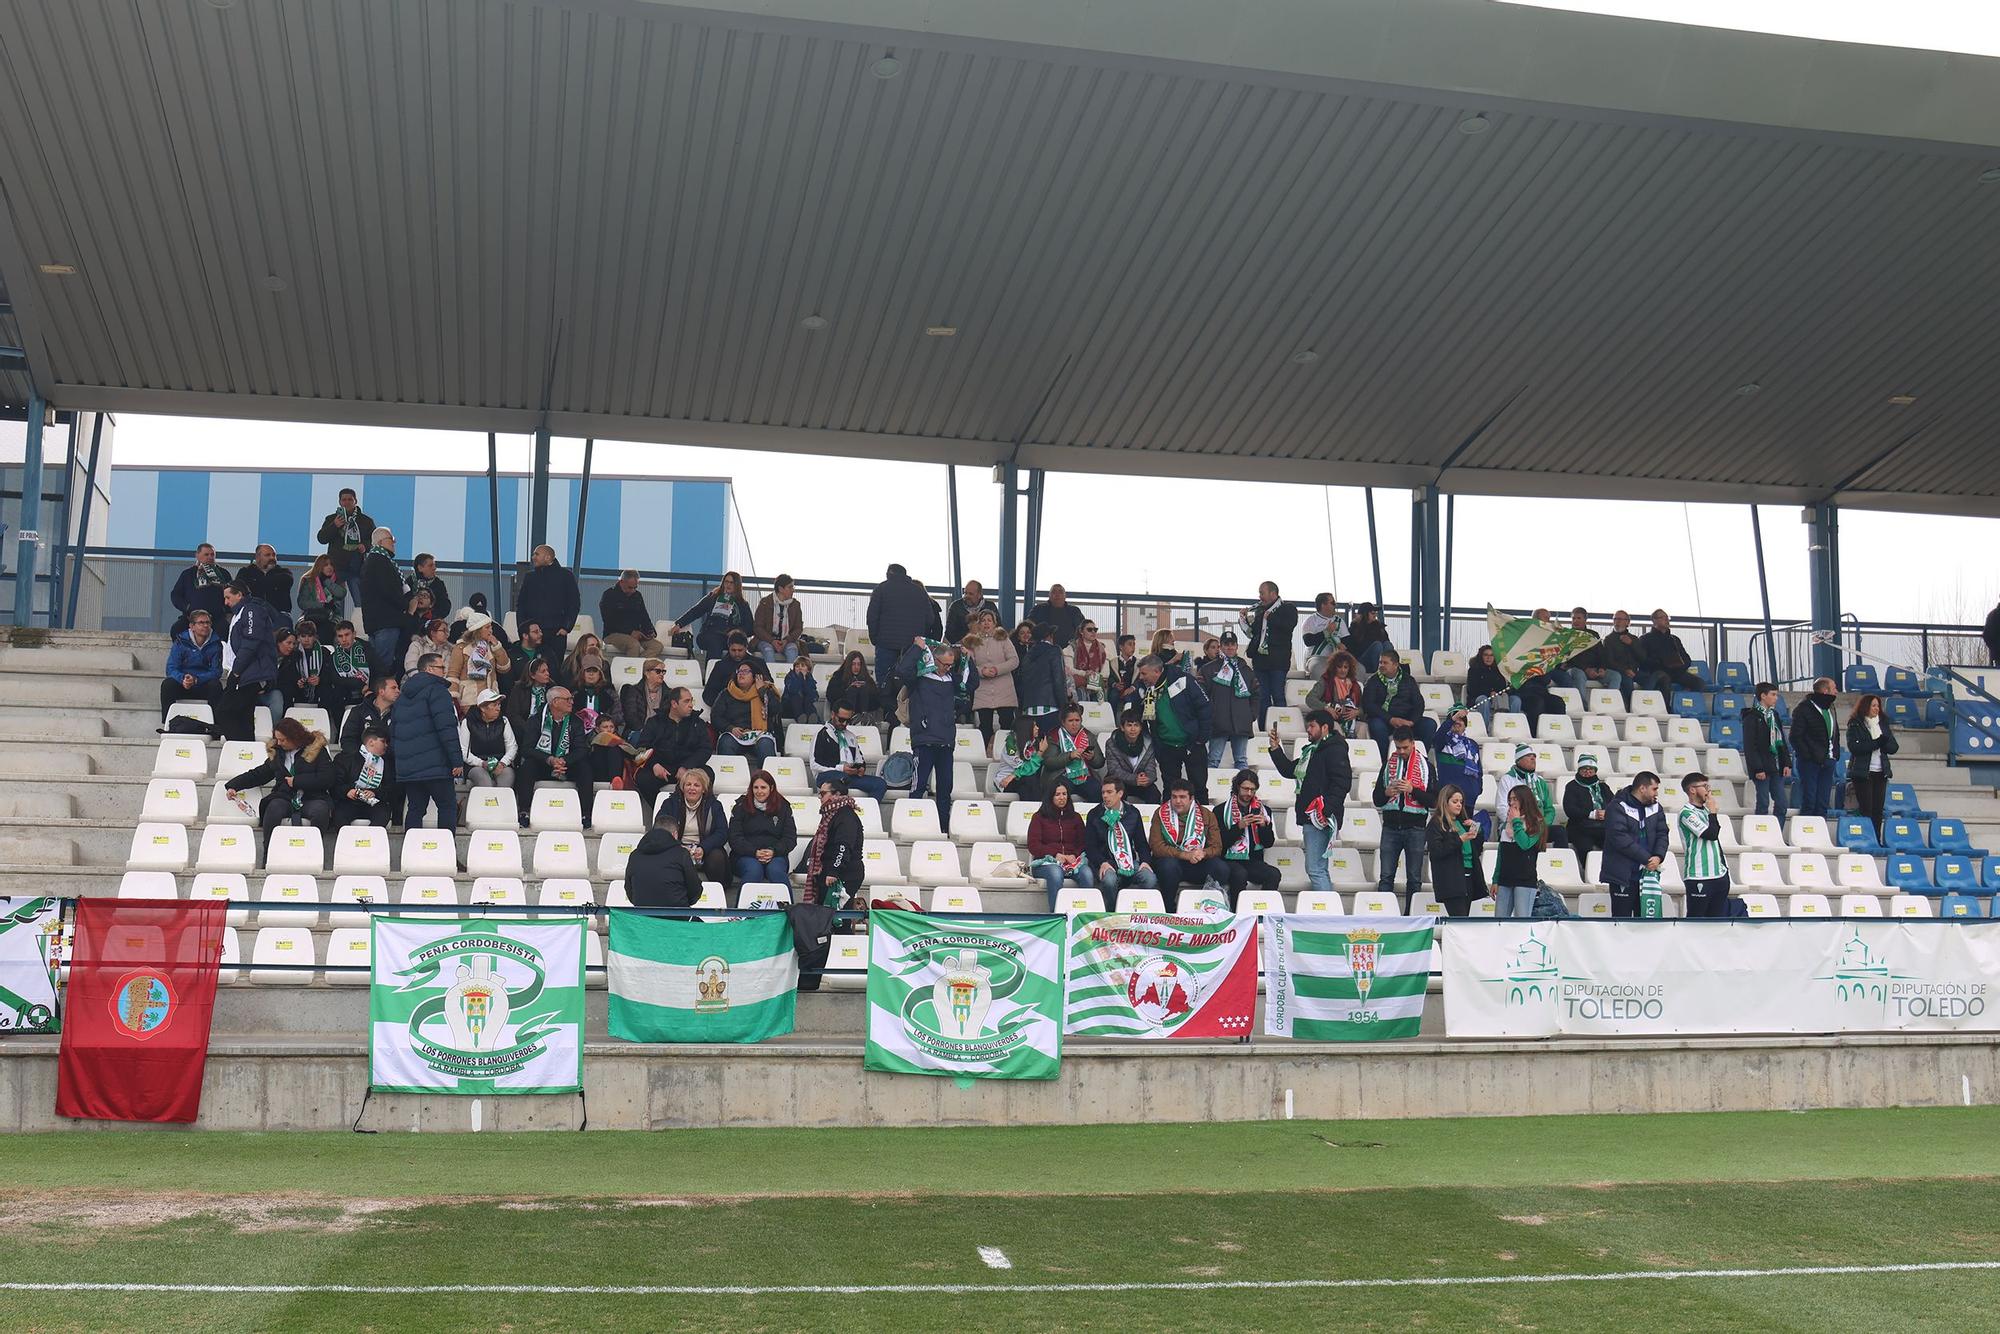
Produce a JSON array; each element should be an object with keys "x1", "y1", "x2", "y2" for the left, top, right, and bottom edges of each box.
[
  {"x1": 110, "y1": 970, "x2": 175, "y2": 1040},
  {"x1": 1344, "y1": 927, "x2": 1380, "y2": 1004},
  {"x1": 695, "y1": 955, "x2": 732, "y2": 1014},
  {"x1": 395, "y1": 929, "x2": 563, "y2": 1081},
  {"x1": 892, "y1": 934, "x2": 1025, "y2": 1058}
]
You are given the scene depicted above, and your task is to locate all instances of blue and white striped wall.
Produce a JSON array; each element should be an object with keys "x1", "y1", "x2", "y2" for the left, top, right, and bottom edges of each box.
[{"x1": 107, "y1": 468, "x2": 730, "y2": 573}]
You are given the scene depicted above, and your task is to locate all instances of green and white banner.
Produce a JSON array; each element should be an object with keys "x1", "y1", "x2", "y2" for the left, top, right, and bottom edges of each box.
[
  {"x1": 1486, "y1": 605, "x2": 1597, "y2": 689},
  {"x1": 1263, "y1": 914, "x2": 1437, "y2": 1040},
  {"x1": 1065, "y1": 905, "x2": 1258, "y2": 1039},
  {"x1": 1445, "y1": 921, "x2": 2000, "y2": 1037},
  {"x1": 865, "y1": 910, "x2": 1064, "y2": 1080},
  {"x1": 0, "y1": 898, "x2": 60, "y2": 1034},
  {"x1": 607, "y1": 911, "x2": 798, "y2": 1044},
  {"x1": 369, "y1": 918, "x2": 585, "y2": 1094}
]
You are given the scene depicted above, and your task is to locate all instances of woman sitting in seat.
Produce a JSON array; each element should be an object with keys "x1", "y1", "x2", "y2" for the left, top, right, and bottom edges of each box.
[
  {"x1": 729, "y1": 770, "x2": 799, "y2": 887},
  {"x1": 713, "y1": 661, "x2": 783, "y2": 764},
  {"x1": 223, "y1": 718, "x2": 338, "y2": 869},
  {"x1": 826, "y1": 651, "x2": 885, "y2": 729},
  {"x1": 653, "y1": 765, "x2": 732, "y2": 888}
]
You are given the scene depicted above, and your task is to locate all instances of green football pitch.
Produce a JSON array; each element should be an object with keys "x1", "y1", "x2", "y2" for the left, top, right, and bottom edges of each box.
[{"x1": 0, "y1": 1108, "x2": 1996, "y2": 1331}]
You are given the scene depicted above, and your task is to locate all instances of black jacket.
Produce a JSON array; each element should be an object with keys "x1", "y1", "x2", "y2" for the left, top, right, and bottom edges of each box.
[
  {"x1": 1741, "y1": 705, "x2": 1789, "y2": 776},
  {"x1": 655, "y1": 793, "x2": 730, "y2": 859},
  {"x1": 1083, "y1": 803, "x2": 1151, "y2": 872},
  {"x1": 1027, "y1": 600, "x2": 1084, "y2": 648},
  {"x1": 224, "y1": 596, "x2": 280, "y2": 687},
  {"x1": 340, "y1": 699, "x2": 391, "y2": 754},
  {"x1": 1561, "y1": 775, "x2": 1615, "y2": 829},
  {"x1": 1243, "y1": 600, "x2": 1298, "y2": 672},
  {"x1": 624, "y1": 829, "x2": 703, "y2": 908},
  {"x1": 1361, "y1": 668, "x2": 1424, "y2": 725},
  {"x1": 712, "y1": 682, "x2": 781, "y2": 738},
  {"x1": 619, "y1": 682, "x2": 669, "y2": 734},
  {"x1": 360, "y1": 551, "x2": 405, "y2": 630},
  {"x1": 703, "y1": 653, "x2": 771, "y2": 705},
  {"x1": 866, "y1": 570, "x2": 938, "y2": 652},
  {"x1": 826, "y1": 669, "x2": 883, "y2": 716},
  {"x1": 1343, "y1": 615, "x2": 1389, "y2": 658},
  {"x1": 599, "y1": 585, "x2": 656, "y2": 640},
  {"x1": 728, "y1": 803, "x2": 798, "y2": 860},
  {"x1": 226, "y1": 732, "x2": 340, "y2": 796},
  {"x1": 317, "y1": 507, "x2": 376, "y2": 565},
  {"x1": 1427, "y1": 821, "x2": 1487, "y2": 903},
  {"x1": 1790, "y1": 696, "x2": 1842, "y2": 765},
  {"x1": 517, "y1": 562, "x2": 581, "y2": 637},
  {"x1": 1464, "y1": 659, "x2": 1509, "y2": 707},
  {"x1": 637, "y1": 710, "x2": 713, "y2": 776},
  {"x1": 1269, "y1": 732, "x2": 1352, "y2": 827},
  {"x1": 1637, "y1": 629, "x2": 1692, "y2": 675},
  {"x1": 1492, "y1": 824, "x2": 1544, "y2": 887},
  {"x1": 809, "y1": 806, "x2": 865, "y2": 898},
  {"x1": 278, "y1": 645, "x2": 329, "y2": 706},
  {"x1": 1597, "y1": 630, "x2": 1642, "y2": 675},
  {"x1": 1846, "y1": 717, "x2": 1898, "y2": 780},
  {"x1": 944, "y1": 596, "x2": 995, "y2": 643},
  {"x1": 236, "y1": 563, "x2": 294, "y2": 615}
]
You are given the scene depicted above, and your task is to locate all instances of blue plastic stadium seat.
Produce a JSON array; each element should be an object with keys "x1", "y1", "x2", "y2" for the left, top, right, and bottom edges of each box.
[
  {"x1": 1883, "y1": 666, "x2": 1923, "y2": 696},
  {"x1": 1843, "y1": 664, "x2": 1880, "y2": 693},
  {"x1": 1924, "y1": 671, "x2": 1954, "y2": 699},
  {"x1": 1886, "y1": 784, "x2": 1933, "y2": 820},
  {"x1": 1689, "y1": 660, "x2": 1713, "y2": 688},
  {"x1": 1883, "y1": 818, "x2": 1930, "y2": 854},
  {"x1": 1983, "y1": 855, "x2": 2000, "y2": 889},
  {"x1": 1931, "y1": 819, "x2": 1983, "y2": 858},
  {"x1": 1838, "y1": 816, "x2": 1885, "y2": 854},
  {"x1": 1887, "y1": 698, "x2": 1926, "y2": 730},
  {"x1": 1673, "y1": 691, "x2": 1711, "y2": 718},
  {"x1": 1939, "y1": 892, "x2": 1985, "y2": 919},
  {"x1": 1708, "y1": 717, "x2": 1743, "y2": 749},
  {"x1": 1933, "y1": 855, "x2": 1982, "y2": 893},
  {"x1": 1887, "y1": 855, "x2": 1934, "y2": 894},
  {"x1": 1716, "y1": 660, "x2": 1751, "y2": 690},
  {"x1": 1714, "y1": 690, "x2": 1748, "y2": 716},
  {"x1": 1925, "y1": 697, "x2": 1951, "y2": 729}
]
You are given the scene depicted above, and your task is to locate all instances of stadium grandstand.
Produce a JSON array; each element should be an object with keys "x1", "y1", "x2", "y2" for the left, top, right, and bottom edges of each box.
[{"x1": 1, "y1": 1, "x2": 1999, "y2": 1325}]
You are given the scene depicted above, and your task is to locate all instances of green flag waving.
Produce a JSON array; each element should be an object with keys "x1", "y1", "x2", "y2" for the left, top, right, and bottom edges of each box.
[
  {"x1": 1486, "y1": 606, "x2": 1598, "y2": 688},
  {"x1": 607, "y1": 912, "x2": 798, "y2": 1044}
]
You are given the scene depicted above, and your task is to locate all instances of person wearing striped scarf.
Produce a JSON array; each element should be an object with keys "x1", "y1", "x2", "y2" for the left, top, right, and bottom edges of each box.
[
  {"x1": 1676, "y1": 771, "x2": 1733, "y2": 918},
  {"x1": 1371, "y1": 725, "x2": 1436, "y2": 911},
  {"x1": 1213, "y1": 769, "x2": 1283, "y2": 909},
  {"x1": 1148, "y1": 781, "x2": 1225, "y2": 901},
  {"x1": 1084, "y1": 778, "x2": 1158, "y2": 895}
]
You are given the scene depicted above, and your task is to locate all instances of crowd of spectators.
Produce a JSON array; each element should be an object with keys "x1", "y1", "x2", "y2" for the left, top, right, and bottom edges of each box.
[{"x1": 156, "y1": 527, "x2": 1878, "y2": 918}]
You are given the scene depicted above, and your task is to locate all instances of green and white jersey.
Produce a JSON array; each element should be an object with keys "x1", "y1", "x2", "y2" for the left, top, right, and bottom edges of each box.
[{"x1": 1677, "y1": 807, "x2": 1728, "y2": 881}]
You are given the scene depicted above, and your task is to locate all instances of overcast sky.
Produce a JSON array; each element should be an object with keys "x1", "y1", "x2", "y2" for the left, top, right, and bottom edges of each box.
[{"x1": 100, "y1": 416, "x2": 2000, "y2": 628}]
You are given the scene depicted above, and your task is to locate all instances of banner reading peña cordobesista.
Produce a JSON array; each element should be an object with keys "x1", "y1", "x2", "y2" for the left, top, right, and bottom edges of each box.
[
  {"x1": 369, "y1": 918, "x2": 585, "y2": 1094},
  {"x1": 865, "y1": 910, "x2": 1064, "y2": 1080}
]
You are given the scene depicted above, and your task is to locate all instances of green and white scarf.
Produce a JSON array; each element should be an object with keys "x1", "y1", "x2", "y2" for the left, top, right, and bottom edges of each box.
[
  {"x1": 1753, "y1": 703, "x2": 1787, "y2": 760},
  {"x1": 1212, "y1": 656, "x2": 1253, "y2": 698},
  {"x1": 1295, "y1": 738, "x2": 1332, "y2": 830},
  {"x1": 1220, "y1": 796, "x2": 1265, "y2": 861},
  {"x1": 1101, "y1": 805, "x2": 1137, "y2": 874},
  {"x1": 191, "y1": 562, "x2": 226, "y2": 589},
  {"x1": 911, "y1": 638, "x2": 953, "y2": 682},
  {"x1": 331, "y1": 645, "x2": 371, "y2": 684},
  {"x1": 1056, "y1": 724, "x2": 1092, "y2": 781},
  {"x1": 1161, "y1": 803, "x2": 1206, "y2": 854},
  {"x1": 537, "y1": 713, "x2": 574, "y2": 759},
  {"x1": 336, "y1": 506, "x2": 363, "y2": 548}
]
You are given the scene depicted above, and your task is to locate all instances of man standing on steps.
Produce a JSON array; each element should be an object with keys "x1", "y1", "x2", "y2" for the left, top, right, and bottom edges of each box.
[
  {"x1": 1268, "y1": 708, "x2": 1352, "y2": 899},
  {"x1": 1789, "y1": 677, "x2": 1842, "y2": 820},
  {"x1": 215, "y1": 580, "x2": 279, "y2": 742},
  {"x1": 392, "y1": 652, "x2": 465, "y2": 834},
  {"x1": 360, "y1": 528, "x2": 405, "y2": 676},
  {"x1": 1238, "y1": 580, "x2": 1297, "y2": 729},
  {"x1": 168, "y1": 543, "x2": 230, "y2": 639},
  {"x1": 316, "y1": 486, "x2": 375, "y2": 612}
]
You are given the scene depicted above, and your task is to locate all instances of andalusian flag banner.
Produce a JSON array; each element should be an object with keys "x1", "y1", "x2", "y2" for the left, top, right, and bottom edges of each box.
[
  {"x1": 0, "y1": 898, "x2": 60, "y2": 1033},
  {"x1": 1263, "y1": 914, "x2": 1437, "y2": 1040},
  {"x1": 865, "y1": 910, "x2": 1064, "y2": 1080},
  {"x1": 607, "y1": 911, "x2": 798, "y2": 1044},
  {"x1": 1064, "y1": 906, "x2": 1257, "y2": 1039},
  {"x1": 369, "y1": 918, "x2": 584, "y2": 1094},
  {"x1": 1486, "y1": 605, "x2": 1598, "y2": 689}
]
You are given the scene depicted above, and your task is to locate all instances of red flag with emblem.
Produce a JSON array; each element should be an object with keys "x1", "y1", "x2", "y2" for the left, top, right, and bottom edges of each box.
[{"x1": 56, "y1": 900, "x2": 226, "y2": 1123}]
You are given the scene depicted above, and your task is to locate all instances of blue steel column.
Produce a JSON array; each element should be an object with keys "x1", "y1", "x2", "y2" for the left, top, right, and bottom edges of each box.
[
  {"x1": 1441, "y1": 492, "x2": 1456, "y2": 651},
  {"x1": 1411, "y1": 485, "x2": 1442, "y2": 658},
  {"x1": 528, "y1": 427, "x2": 552, "y2": 553},
  {"x1": 486, "y1": 434, "x2": 505, "y2": 616},
  {"x1": 11, "y1": 390, "x2": 46, "y2": 626},
  {"x1": 1749, "y1": 505, "x2": 1777, "y2": 683},
  {"x1": 64, "y1": 414, "x2": 106, "y2": 629},
  {"x1": 570, "y1": 437, "x2": 595, "y2": 571},
  {"x1": 997, "y1": 463, "x2": 1019, "y2": 626},
  {"x1": 1022, "y1": 468, "x2": 1045, "y2": 618},
  {"x1": 1807, "y1": 502, "x2": 1841, "y2": 681}
]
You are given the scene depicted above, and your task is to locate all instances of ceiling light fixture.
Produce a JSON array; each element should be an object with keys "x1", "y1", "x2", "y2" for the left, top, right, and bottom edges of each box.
[
  {"x1": 204, "y1": 0, "x2": 238, "y2": 9},
  {"x1": 1291, "y1": 349, "x2": 1319, "y2": 365},
  {"x1": 263, "y1": 274, "x2": 288, "y2": 292},
  {"x1": 1734, "y1": 382, "x2": 1761, "y2": 396},
  {"x1": 1457, "y1": 114, "x2": 1490, "y2": 135},
  {"x1": 925, "y1": 325, "x2": 957, "y2": 337},
  {"x1": 36, "y1": 263, "x2": 76, "y2": 276},
  {"x1": 873, "y1": 54, "x2": 902, "y2": 79},
  {"x1": 1981, "y1": 167, "x2": 2000, "y2": 184},
  {"x1": 1887, "y1": 393, "x2": 1917, "y2": 406},
  {"x1": 800, "y1": 314, "x2": 827, "y2": 331}
]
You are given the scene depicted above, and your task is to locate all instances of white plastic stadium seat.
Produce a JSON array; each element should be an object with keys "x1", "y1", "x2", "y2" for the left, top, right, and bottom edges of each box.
[
  {"x1": 739, "y1": 882, "x2": 792, "y2": 910},
  {"x1": 333, "y1": 825, "x2": 392, "y2": 874},
  {"x1": 892, "y1": 799, "x2": 942, "y2": 839},
  {"x1": 529, "y1": 787, "x2": 585, "y2": 832},
  {"x1": 1340, "y1": 809, "x2": 1381, "y2": 850},
  {"x1": 1325, "y1": 847, "x2": 1371, "y2": 888},
  {"x1": 129, "y1": 823, "x2": 192, "y2": 871},
  {"x1": 249, "y1": 927, "x2": 314, "y2": 984},
  {"x1": 1736, "y1": 852, "x2": 1785, "y2": 889},
  {"x1": 190, "y1": 872, "x2": 250, "y2": 925},
  {"x1": 256, "y1": 875, "x2": 323, "y2": 925},
  {"x1": 1114, "y1": 888, "x2": 1166, "y2": 913},
  {"x1": 283, "y1": 706, "x2": 333, "y2": 737},
  {"x1": 218, "y1": 739, "x2": 264, "y2": 775},
  {"x1": 324, "y1": 928, "x2": 372, "y2": 984},
  {"x1": 602, "y1": 880, "x2": 634, "y2": 909},
  {"x1": 398, "y1": 877, "x2": 461, "y2": 908},
  {"x1": 1350, "y1": 891, "x2": 1399, "y2": 915},
  {"x1": 824, "y1": 936, "x2": 869, "y2": 991},
  {"x1": 532, "y1": 831, "x2": 590, "y2": 877},
  {"x1": 264, "y1": 826, "x2": 324, "y2": 873},
  {"x1": 950, "y1": 800, "x2": 1001, "y2": 840},
  {"x1": 1786, "y1": 854, "x2": 1836, "y2": 890},
  {"x1": 399, "y1": 827, "x2": 458, "y2": 875},
  {"x1": 1173, "y1": 888, "x2": 1231, "y2": 916},
  {"x1": 206, "y1": 783, "x2": 257, "y2": 826},
  {"x1": 329, "y1": 875, "x2": 387, "y2": 928},
  {"x1": 1739, "y1": 815, "x2": 1788, "y2": 852},
  {"x1": 861, "y1": 840, "x2": 905, "y2": 884},
  {"x1": 1788, "y1": 816, "x2": 1837, "y2": 852},
  {"x1": 1586, "y1": 689, "x2": 1626, "y2": 717},
  {"x1": 1267, "y1": 846, "x2": 1308, "y2": 890},
  {"x1": 140, "y1": 779, "x2": 199, "y2": 824},
  {"x1": 117, "y1": 871, "x2": 179, "y2": 900},
  {"x1": 1738, "y1": 892, "x2": 1781, "y2": 919},
  {"x1": 1889, "y1": 894, "x2": 1933, "y2": 918},
  {"x1": 1005, "y1": 802, "x2": 1041, "y2": 841},
  {"x1": 1575, "y1": 892, "x2": 1613, "y2": 918},
  {"x1": 196, "y1": 823, "x2": 260, "y2": 873},
  {"x1": 466, "y1": 830, "x2": 524, "y2": 877},
  {"x1": 929, "y1": 885, "x2": 984, "y2": 913},
  {"x1": 1788, "y1": 893, "x2": 1832, "y2": 918},
  {"x1": 597, "y1": 833, "x2": 641, "y2": 878},
  {"x1": 470, "y1": 877, "x2": 527, "y2": 907},
  {"x1": 908, "y1": 840, "x2": 964, "y2": 886},
  {"x1": 1054, "y1": 887, "x2": 1105, "y2": 913},
  {"x1": 968, "y1": 842, "x2": 1021, "y2": 886},
  {"x1": 1836, "y1": 854, "x2": 1886, "y2": 890},
  {"x1": 464, "y1": 786, "x2": 519, "y2": 830},
  {"x1": 590, "y1": 789, "x2": 647, "y2": 832},
  {"x1": 1840, "y1": 894, "x2": 1884, "y2": 918},
  {"x1": 1295, "y1": 890, "x2": 1345, "y2": 915},
  {"x1": 152, "y1": 737, "x2": 210, "y2": 779},
  {"x1": 540, "y1": 878, "x2": 596, "y2": 908},
  {"x1": 1409, "y1": 892, "x2": 1443, "y2": 916}
]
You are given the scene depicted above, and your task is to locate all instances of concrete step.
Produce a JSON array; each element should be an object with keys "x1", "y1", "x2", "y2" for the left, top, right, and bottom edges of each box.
[
  {"x1": 0, "y1": 788, "x2": 77, "y2": 819},
  {"x1": 0, "y1": 832, "x2": 78, "y2": 865},
  {"x1": 2, "y1": 677, "x2": 123, "y2": 707},
  {"x1": 0, "y1": 709, "x2": 109, "y2": 740},
  {"x1": 0, "y1": 645, "x2": 139, "y2": 672}
]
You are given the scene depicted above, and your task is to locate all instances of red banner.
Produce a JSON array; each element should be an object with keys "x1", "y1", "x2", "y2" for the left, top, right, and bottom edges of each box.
[{"x1": 55, "y1": 900, "x2": 226, "y2": 1123}]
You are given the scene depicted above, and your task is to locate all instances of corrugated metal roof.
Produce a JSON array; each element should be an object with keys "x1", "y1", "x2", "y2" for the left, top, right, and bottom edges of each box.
[{"x1": 1, "y1": 0, "x2": 1998, "y2": 510}]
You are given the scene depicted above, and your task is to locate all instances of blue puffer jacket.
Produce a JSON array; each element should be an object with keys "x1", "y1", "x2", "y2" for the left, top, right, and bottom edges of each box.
[
  {"x1": 390, "y1": 668, "x2": 466, "y2": 781},
  {"x1": 164, "y1": 630, "x2": 223, "y2": 685}
]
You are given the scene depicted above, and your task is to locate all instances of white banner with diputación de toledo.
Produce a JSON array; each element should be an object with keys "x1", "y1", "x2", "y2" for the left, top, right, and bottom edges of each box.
[{"x1": 1444, "y1": 920, "x2": 2000, "y2": 1038}]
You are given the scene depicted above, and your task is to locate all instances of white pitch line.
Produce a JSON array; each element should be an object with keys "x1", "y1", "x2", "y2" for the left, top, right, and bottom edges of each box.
[
  {"x1": 0, "y1": 1261, "x2": 1996, "y2": 1296},
  {"x1": 977, "y1": 1246, "x2": 1012, "y2": 1270}
]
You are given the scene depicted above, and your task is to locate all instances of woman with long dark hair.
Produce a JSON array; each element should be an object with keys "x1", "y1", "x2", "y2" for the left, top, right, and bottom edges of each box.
[
  {"x1": 1846, "y1": 693, "x2": 1897, "y2": 836},
  {"x1": 729, "y1": 770, "x2": 799, "y2": 886}
]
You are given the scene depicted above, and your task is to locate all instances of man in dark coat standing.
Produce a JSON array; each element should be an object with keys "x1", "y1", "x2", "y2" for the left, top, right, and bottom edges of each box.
[
  {"x1": 516, "y1": 544, "x2": 581, "y2": 670},
  {"x1": 392, "y1": 653, "x2": 466, "y2": 832},
  {"x1": 866, "y1": 564, "x2": 937, "y2": 682},
  {"x1": 1240, "y1": 580, "x2": 1298, "y2": 728},
  {"x1": 216, "y1": 580, "x2": 280, "y2": 741},
  {"x1": 360, "y1": 527, "x2": 407, "y2": 675}
]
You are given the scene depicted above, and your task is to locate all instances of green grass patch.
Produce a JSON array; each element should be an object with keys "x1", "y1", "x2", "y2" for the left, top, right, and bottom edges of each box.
[{"x1": 1, "y1": 1109, "x2": 1996, "y2": 1330}]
